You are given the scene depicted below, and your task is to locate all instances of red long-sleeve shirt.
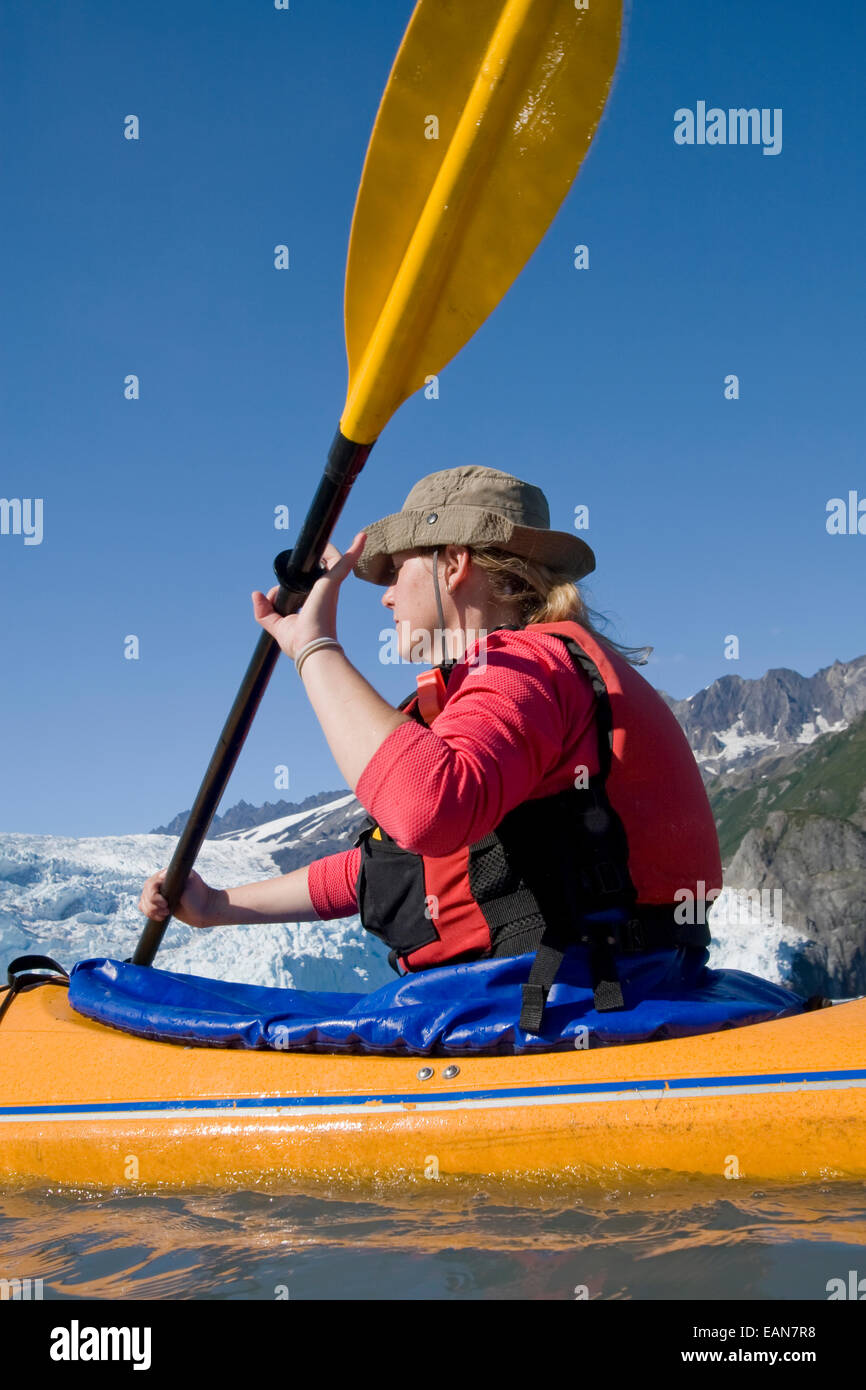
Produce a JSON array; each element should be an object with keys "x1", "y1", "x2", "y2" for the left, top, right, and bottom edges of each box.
[
  {"x1": 306, "y1": 622, "x2": 722, "y2": 922},
  {"x1": 307, "y1": 627, "x2": 599, "y2": 918}
]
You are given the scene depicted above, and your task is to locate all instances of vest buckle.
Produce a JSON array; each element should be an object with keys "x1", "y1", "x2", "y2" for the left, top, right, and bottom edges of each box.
[
  {"x1": 620, "y1": 918, "x2": 645, "y2": 953},
  {"x1": 595, "y1": 860, "x2": 627, "y2": 896}
]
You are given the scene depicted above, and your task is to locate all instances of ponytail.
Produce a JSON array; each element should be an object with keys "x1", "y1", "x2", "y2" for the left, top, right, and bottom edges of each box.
[{"x1": 464, "y1": 547, "x2": 652, "y2": 667}]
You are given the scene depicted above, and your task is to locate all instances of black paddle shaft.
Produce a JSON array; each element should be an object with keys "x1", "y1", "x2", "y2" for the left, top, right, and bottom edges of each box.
[{"x1": 131, "y1": 429, "x2": 374, "y2": 967}]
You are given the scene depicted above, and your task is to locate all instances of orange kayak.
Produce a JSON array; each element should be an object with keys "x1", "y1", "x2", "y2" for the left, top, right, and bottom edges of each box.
[{"x1": 1, "y1": 983, "x2": 864, "y2": 1188}]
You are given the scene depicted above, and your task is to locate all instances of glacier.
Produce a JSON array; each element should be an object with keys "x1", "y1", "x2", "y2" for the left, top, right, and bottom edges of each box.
[
  {"x1": 0, "y1": 830, "x2": 394, "y2": 992},
  {"x1": 0, "y1": 826, "x2": 815, "y2": 996}
]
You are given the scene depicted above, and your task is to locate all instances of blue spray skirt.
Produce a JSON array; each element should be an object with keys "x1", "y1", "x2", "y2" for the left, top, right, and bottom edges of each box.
[{"x1": 68, "y1": 948, "x2": 805, "y2": 1056}]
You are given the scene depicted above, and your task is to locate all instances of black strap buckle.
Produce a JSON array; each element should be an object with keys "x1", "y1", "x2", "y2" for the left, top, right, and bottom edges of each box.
[
  {"x1": 618, "y1": 918, "x2": 645, "y2": 953},
  {"x1": 594, "y1": 860, "x2": 627, "y2": 896}
]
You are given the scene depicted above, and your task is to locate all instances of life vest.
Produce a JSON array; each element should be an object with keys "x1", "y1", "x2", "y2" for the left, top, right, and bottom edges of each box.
[{"x1": 353, "y1": 620, "x2": 718, "y2": 1034}]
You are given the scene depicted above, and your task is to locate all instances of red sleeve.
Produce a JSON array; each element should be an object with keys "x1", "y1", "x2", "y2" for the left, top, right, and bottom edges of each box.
[
  {"x1": 355, "y1": 629, "x2": 595, "y2": 858},
  {"x1": 306, "y1": 846, "x2": 361, "y2": 919}
]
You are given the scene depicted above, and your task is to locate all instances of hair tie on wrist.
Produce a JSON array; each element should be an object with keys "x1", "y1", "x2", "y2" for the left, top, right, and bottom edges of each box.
[{"x1": 295, "y1": 637, "x2": 343, "y2": 679}]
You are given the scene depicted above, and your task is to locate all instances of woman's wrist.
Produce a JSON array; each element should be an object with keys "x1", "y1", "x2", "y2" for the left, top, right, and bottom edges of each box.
[
  {"x1": 205, "y1": 886, "x2": 230, "y2": 927},
  {"x1": 295, "y1": 636, "x2": 343, "y2": 678}
]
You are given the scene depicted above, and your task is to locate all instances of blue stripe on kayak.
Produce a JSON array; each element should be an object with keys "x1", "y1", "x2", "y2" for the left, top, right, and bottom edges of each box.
[{"x1": 2, "y1": 1067, "x2": 866, "y2": 1118}]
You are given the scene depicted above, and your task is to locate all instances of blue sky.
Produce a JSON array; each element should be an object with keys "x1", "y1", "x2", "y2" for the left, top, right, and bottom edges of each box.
[{"x1": 1, "y1": 0, "x2": 863, "y2": 836}]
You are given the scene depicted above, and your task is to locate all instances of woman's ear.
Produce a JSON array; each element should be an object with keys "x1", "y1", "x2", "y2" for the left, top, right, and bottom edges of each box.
[{"x1": 444, "y1": 544, "x2": 471, "y2": 591}]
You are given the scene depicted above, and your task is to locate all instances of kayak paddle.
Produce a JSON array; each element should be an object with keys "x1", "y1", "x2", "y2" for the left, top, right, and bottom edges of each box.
[{"x1": 132, "y1": 0, "x2": 624, "y2": 966}]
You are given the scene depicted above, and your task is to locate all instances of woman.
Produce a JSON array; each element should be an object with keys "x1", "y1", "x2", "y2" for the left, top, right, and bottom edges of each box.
[{"x1": 139, "y1": 465, "x2": 723, "y2": 1035}]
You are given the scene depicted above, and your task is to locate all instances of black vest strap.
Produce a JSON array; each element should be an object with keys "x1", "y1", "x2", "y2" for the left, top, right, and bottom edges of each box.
[
  {"x1": 517, "y1": 634, "x2": 694, "y2": 1033},
  {"x1": 477, "y1": 632, "x2": 632, "y2": 1027},
  {"x1": 517, "y1": 907, "x2": 710, "y2": 1033}
]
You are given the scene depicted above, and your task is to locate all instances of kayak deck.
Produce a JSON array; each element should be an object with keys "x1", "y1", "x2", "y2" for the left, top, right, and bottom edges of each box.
[{"x1": 1, "y1": 985, "x2": 865, "y2": 1187}]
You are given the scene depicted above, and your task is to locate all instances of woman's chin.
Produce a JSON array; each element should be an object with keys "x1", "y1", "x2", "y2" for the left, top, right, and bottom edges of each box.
[{"x1": 393, "y1": 622, "x2": 435, "y2": 665}]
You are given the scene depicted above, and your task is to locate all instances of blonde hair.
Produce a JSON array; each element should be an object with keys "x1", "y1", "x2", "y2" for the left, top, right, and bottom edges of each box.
[{"x1": 417, "y1": 545, "x2": 652, "y2": 667}]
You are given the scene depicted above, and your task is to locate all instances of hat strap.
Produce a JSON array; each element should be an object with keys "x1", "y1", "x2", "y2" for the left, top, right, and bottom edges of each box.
[
  {"x1": 430, "y1": 547, "x2": 458, "y2": 678},
  {"x1": 431, "y1": 546, "x2": 447, "y2": 636},
  {"x1": 431, "y1": 547, "x2": 455, "y2": 670}
]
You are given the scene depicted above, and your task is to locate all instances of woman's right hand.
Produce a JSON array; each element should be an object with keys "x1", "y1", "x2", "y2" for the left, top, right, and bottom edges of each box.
[{"x1": 137, "y1": 867, "x2": 216, "y2": 929}]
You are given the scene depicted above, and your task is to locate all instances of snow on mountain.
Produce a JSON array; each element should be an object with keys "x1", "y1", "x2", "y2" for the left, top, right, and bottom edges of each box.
[
  {"x1": 694, "y1": 713, "x2": 850, "y2": 770},
  {"x1": 216, "y1": 792, "x2": 359, "y2": 848},
  {"x1": 796, "y1": 714, "x2": 849, "y2": 746},
  {"x1": 0, "y1": 830, "x2": 393, "y2": 992},
  {"x1": 661, "y1": 654, "x2": 866, "y2": 771},
  {"x1": 155, "y1": 790, "x2": 368, "y2": 876},
  {"x1": 694, "y1": 724, "x2": 779, "y2": 768}
]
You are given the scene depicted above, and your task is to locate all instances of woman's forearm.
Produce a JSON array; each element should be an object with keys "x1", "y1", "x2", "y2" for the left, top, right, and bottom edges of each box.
[
  {"x1": 208, "y1": 864, "x2": 321, "y2": 926},
  {"x1": 251, "y1": 533, "x2": 409, "y2": 790},
  {"x1": 298, "y1": 646, "x2": 411, "y2": 790}
]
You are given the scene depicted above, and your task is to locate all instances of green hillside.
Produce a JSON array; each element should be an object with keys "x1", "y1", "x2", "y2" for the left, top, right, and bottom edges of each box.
[{"x1": 709, "y1": 711, "x2": 866, "y2": 860}]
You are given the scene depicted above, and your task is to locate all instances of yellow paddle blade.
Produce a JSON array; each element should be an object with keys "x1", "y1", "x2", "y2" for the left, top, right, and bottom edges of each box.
[{"x1": 341, "y1": 0, "x2": 623, "y2": 445}]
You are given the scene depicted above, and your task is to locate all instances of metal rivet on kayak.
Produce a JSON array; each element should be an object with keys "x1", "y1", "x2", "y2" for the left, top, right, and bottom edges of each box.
[
  {"x1": 417, "y1": 1066, "x2": 435, "y2": 1080},
  {"x1": 425, "y1": 511, "x2": 438, "y2": 523},
  {"x1": 443, "y1": 1064, "x2": 460, "y2": 1079}
]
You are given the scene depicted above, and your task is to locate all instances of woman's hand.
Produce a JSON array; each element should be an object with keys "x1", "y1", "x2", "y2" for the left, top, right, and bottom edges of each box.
[
  {"x1": 138, "y1": 867, "x2": 217, "y2": 930},
  {"x1": 251, "y1": 531, "x2": 367, "y2": 660}
]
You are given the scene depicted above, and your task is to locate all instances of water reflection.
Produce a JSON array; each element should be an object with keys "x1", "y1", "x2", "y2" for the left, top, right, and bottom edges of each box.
[{"x1": 0, "y1": 1179, "x2": 864, "y2": 1300}]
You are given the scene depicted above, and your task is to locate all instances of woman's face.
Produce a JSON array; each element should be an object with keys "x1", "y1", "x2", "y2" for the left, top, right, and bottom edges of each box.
[{"x1": 381, "y1": 550, "x2": 444, "y2": 662}]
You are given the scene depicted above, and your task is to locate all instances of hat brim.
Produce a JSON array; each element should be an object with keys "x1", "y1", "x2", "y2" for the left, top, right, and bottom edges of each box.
[{"x1": 352, "y1": 504, "x2": 595, "y2": 585}]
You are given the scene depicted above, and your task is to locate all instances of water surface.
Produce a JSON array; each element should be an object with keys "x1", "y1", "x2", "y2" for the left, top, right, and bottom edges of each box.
[{"x1": 1, "y1": 1179, "x2": 863, "y2": 1300}]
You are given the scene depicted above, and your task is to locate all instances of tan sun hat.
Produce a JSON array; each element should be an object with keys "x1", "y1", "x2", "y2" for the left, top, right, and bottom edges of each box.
[{"x1": 353, "y1": 465, "x2": 595, "y2": 586}]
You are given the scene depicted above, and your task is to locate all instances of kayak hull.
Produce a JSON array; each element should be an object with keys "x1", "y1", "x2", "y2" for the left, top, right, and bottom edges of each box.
[{"x1": 2, "y1": 986, "x2": 865, "y2": 1187}]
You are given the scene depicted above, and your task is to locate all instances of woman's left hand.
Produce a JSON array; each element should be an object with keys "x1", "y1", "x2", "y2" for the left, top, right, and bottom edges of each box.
[{"x1": 252, "y1": 531, "x2": 366, "y2": 660}]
